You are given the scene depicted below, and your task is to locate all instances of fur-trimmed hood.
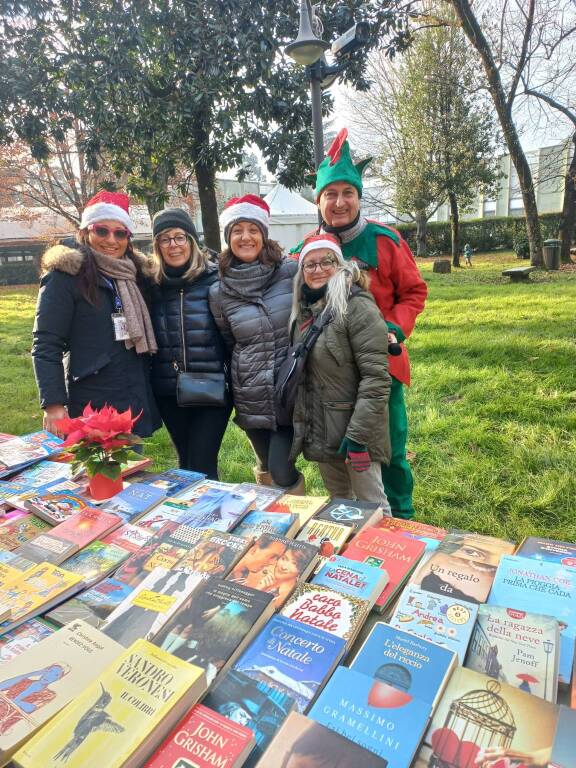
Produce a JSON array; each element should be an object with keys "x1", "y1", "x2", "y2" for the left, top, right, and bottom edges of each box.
[{"x1": 40, "y1": 243, "x2": 154, "y2": 278}]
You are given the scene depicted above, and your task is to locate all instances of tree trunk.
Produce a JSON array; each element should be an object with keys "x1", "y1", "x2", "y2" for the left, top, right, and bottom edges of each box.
[
  {"x1": 448, "y1": 191, "x2": 460, "y2": 267},
  {"x1": 415, "y1": 211, "x2": 428, "y2": 257},
  {"x1": 559, "y1": 133, "x2": 576, "y2": 264},
  {"x1": 449, "y1": 0, "x2": 543, "y2": 267},
  {"x1": 195, "y1": 160, "x2": 221, "y2": 252}
]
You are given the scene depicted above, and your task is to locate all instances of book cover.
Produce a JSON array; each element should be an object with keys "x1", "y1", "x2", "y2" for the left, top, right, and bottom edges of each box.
[
  {"x1": 227, "y1": 533, "x2": 319, "y2": 609},
  {"x1": 14, "y1": 639, "x2": 207, "y2": 768},
  {"x1": 349, "y1": 621, "x2": 457, "y2": 708},
  {"x1": 203, "y1": 667, "x2": 296, "y2": 768},
  {"x1": 343, "y1": 528, "x2": 425, "y2": 611},
  {"x1": 135, "y1": 499, "x2": 196, "y2": 531},
  {"x1": 0, "y1": 562, "x2": 84, "y2": 633},
  {"x1": 0, "y1": 619, "x2": 122, "y2": 761},
  {"x1": 550, "y1": 705, "x2": 576, "y2": 768},
  {"x1": 175, "y1": 479, "x2": 238, "y2": 502},
  {"x1": 488, "y1": 555, "x2": 576, "y2": 684},
  {"x1": 144, "y1": 703, "x2": 255, "y2": 768},
  {"x1": 0, "y1": 618, "x2": 54, "y2": 661},
  {"x1": 464, "y1": 604, "x2": 560, "y2": 702},
  {"x1": 19, "y1": 486, "x2": 91, "y2": 524},
  {"x1": 153, "y1": 579, "x2": 275, "y2": 685},
  {"x1": 281, "y1": 582, "x2": 368, "y2": 646},
  {"x1": 295, "y1": 518, "x2": 352, "y2": 557},
  {"x1": 313, "y1": 498, "x2": 385, "y2": 533},
  {"x1": 102, "y1": 523, "x2": 154, "y2": 553},
  {"x1": 0, "y1": 561, "x2": 30, "y2": 591},
  {"x1": 264, "y1": 494, "x2": 329, "y2": 529},
  {"x1": 0, "y1": 508, "x2": 29, "y2": 523},
  {"x1": 232, "y1": 510, "x2": 298, "y2": 540},
  {"x1": 389, "y1": 583, "x2": 479, "y2": 663},
  {"x1": 50, "y1": 505, "x2": 122, "y2": 546},
  {"x1": 60, "y1": 541, "x2": 129, "y2": 586},
  {"x1": 233, "y1": 615, "x2": 345, "y2": 713},
  {"x1": 234, "y1": 482, "x2": 284, "y2": 510},
  {"x1": 516, "y1": 536, "x2": 576, "y2": 568},
  {"x1": 0, "y1": 514, "x2": 50, "y2": 551},
  {"x1": 412, "y1": 667, "x2": 559, "y2": 768},
  {"x1": 0, "y1": 552, "x2": 35, "y2": 573},
  {"x1": 409, "y1": 531, "x2": 513, "y2": 605},
  {"x1": 46, "y1": 577, "x2": 134, "y2": 629},
  {"x1": 112, "y1": 523, "x2": 183, "y2": 587},
  {"x1": 102, "y1": 566, "x2": 204, "y2": 647},
  {"x1": 0, "y1": 431, "x2": 63, "y2": 478},
  {"x1": 181, "y1": 489, "x2": 256, "y2": 532},
  {"x1": 10, "y1": 459, "x2": 73, "y2": 486},
  {"x1": 14, "y1": 532, "x2": 79, "y2": 565},
  {"x1": 102, "y1": 482, "x2": 167, "y2": 523},
  {"x1": 374, "y1": 517, "x2": 447, "y2": 552},
  {"x1": 138, "y1": 468, "x2": 205, "y2": 497},
  {"x1": 258, "y1": 710, "x2": 389, "y2": 768},
  {"x1": 175, "y1": 530, "x2": 251, "y2": 577},
  {"x1": 309, "y1": 665, "x2": 431, "y2": 764},
  {"x1": 312, "y1": 554, "x2": 389, "y2": 605}
]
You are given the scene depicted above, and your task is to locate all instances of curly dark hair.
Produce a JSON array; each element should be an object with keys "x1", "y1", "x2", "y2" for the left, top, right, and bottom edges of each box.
[{"x1": 218, "y1": 238, "x2": 284, "y2": 276}]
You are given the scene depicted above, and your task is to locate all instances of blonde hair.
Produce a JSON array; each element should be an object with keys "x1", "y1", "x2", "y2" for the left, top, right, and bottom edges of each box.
[
  {"x1": 151, "y1": 234, "x2": 210, "y2": 284},
  {"x1": 290, "y1": 251, "x2": 369, "y2": 327}
]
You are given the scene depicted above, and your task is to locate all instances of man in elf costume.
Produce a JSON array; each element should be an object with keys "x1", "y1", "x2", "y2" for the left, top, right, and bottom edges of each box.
[{"x1": 291, "y1": 129, "x2": 427, "y2": 519}]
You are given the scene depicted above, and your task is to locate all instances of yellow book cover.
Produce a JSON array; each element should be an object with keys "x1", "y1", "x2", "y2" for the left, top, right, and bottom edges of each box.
[
  {"x1": 0, "y1": 562, "x2": 24, "y2": 591},
  {"x1": 0, "y1": 619, "x2": 122, "y2": 763},
  {"x1": 266, "y1": 495, "x2": 329, "y2": 530},
  {"x1": 0, "y1": 562, "x2": 83, "y2": 630},
  {"x1": 15, "y1": 639, "x2": 207, "y2": 768}
]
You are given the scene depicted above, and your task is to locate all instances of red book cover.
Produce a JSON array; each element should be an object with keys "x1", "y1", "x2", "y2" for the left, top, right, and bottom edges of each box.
[
  {"x1": 51, "y1": 506, "x2": 122, "y2": 547},
  {"x1": 144, "y1": 703, "x2": 254, "y2": 768},
  {"x1": 343, "y1": 528, "x2": 425, "y2": 610}
]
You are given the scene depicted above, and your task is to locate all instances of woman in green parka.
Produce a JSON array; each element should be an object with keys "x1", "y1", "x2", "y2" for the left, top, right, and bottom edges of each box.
[{"x1": 289, "y1": 233, "x2": 392, "y2": 509}]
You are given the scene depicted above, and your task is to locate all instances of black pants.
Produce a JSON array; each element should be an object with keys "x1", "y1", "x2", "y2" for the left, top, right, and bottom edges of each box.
[
  {"x1": 245, "y1": 426, "x2": 299, "y2": 488},
  {"x1": 156, "y1": 396, "x2": 232, "y2": 480}
]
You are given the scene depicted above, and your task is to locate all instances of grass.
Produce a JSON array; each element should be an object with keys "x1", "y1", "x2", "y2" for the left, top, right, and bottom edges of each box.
[{"x1": 1, "y1": 250, "x2": 575, "y2": 545}]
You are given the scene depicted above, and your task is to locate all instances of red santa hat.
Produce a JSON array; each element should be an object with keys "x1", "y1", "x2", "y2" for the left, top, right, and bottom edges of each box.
[
  {"x1": 79, "y1": 190, "x2": 134, "y2": 233},
  {"x1": 219, "y1": 194, "x2": 270, "y2": 243},
  {"x1": 298, "y1": 233, "x2": 343, "y2": 263}
]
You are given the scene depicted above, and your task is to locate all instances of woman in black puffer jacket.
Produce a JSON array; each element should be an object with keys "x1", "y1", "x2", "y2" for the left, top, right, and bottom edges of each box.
[
  {"x1": 209, "y1": 195, "x2": 302, "y2": 493},
  {"x1": 150, "y1": 208, "x2": 232, "y2": 478}
]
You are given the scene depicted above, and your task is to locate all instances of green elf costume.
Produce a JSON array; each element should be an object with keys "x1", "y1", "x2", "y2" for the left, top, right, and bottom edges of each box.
[{"x1": 291, "y1": 129, "x2": 428, "y2": 518}]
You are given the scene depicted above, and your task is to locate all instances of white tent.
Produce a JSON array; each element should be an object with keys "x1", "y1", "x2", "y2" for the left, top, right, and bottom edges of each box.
[{"x1": 263, "y1": 184, "x2": 318, "y2": 251}]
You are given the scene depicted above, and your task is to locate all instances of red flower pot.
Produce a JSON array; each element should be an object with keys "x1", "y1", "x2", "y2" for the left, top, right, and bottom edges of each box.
[{"x1": 88, "y1": 471, "x2": 123, "y2": 501}]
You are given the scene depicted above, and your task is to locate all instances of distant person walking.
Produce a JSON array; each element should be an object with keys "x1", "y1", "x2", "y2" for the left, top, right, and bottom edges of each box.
[
  {"x1": 464, "y1": 243, "x2": 473, "y2": 266},
  {"x1": 32, "y1": 191, "x2": 160, "y2": 439}
]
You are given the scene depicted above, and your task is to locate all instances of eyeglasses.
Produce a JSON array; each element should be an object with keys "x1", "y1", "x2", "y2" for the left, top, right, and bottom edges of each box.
[
  {"x1": 158, "y1": 234, "x2": 188, "y2": 247},
  {"x1": 302, "y1": 258, "x2": 338, "y2": 274},
  {"x1": 88, "y1": 224, "x2": 130, "y2": 241}
]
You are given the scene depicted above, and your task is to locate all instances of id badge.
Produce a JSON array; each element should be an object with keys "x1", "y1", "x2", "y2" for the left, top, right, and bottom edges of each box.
[{"x1": 112, "y1": 313, "x2": 130, "y2": 341}]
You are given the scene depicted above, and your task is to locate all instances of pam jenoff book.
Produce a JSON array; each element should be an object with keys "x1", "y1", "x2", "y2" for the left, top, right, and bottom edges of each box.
[{"x1": 14, "y1": 638, "x2": 207, "y2": 768}]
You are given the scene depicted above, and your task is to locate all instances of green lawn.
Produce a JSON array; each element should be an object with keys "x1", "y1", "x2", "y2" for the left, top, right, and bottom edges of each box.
[{"x1": 1, "y1": 250, "x2": 575, "y2": 545}]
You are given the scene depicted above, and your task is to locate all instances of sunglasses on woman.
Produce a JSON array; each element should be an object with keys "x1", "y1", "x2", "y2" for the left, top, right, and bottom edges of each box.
[{"x1": 88, "y1": 224, "x2": 130, "y2": 241}]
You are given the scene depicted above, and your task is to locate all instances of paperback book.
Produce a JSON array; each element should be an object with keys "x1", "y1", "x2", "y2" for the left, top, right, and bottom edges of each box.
[
  {"x1": 312, "y1": 554, "x2": 389, "y2": 606},
  {"x1": 374, "y1": 517, "x2": 447, "y2": 552},
  {"x1": 176, "y1": 530, "x2": 252, "y2": 577},
  {"x1": 135, "y1": 499, "x2": 198, "y2": 531},
  {"x1": 112, "y1": 523, "x2": 190, "y2": 587},
  {"x1": 264, "y1": 494, "x2": 329, "y2": 530},
  {"x1": 389, "y1": 583, "x2": 479, "y2": 662},
  {"x1": 101, "y1": 566, "x2": 204, "y2": 647},
  {"x1": 464, "y1": 604, "x2": 560, "y2": 702},
  {"x1": 232, "y1": 510, "x2": 298, "y2": 540},
  {"x1": 227, "y1": 533, "x2": 319, "y2": 609},
  {"x1": 102, "y1": 482, "x2": 167, "y2": 523},
  {"x1": 203, "y1": 668, "x2": 296, "y2": 768},
  {"x1": 349, "y1": 621, "x2": 458, "y2": 709},
  {"x1": 234, "y1": 482, "x2": 284, "y2": 509},
  {"x1": 0, "y1": 514, "x2": 51, "y2": 551},
  {"x1": 14, "y1": 639, "x2": 207, "y2": 768},
  {"x1": 144, "y1": 703, "x2": 255, "y2": 768},
  {"x1": 295, "y1": 518, "x2": 352, "y2": 557},
  {"x1": 258, "y1": 710, "x2": 389, "y2": 768},
  {"x1": 343, "y1": 527, "x2": 425, "y2": 612},
  {"x1": 0, "y1": 618, "x2": 54, "y2": 661},
  {"x1": 0, "y1": 619, "x2": 121, "y2": 763},
  {"x1": 19, "y1": 487, "x2": 92, "y2": 524},
  {"x1": 138, "y1": 468, "x2": 205, "y2": 497},
  {"x1": 313, "y1": 497, "x2": 385, "y2": 534},
  {"x1": 515, "y1": 536, "x2": 576, "y2": 568},
  {"x1": 488, "y1": 555, "x2": 576, "y2": 684},
  {"x1": 102, "y1": 523, "x2": 154, "y2": 553},
  {"x1": 309, "y1": 665, "x2": 431, "y2": 764},
  {"x1": 60, "y1": 540, "x2": 129, "y2": 586},
  {"x1": 46, "y1": 577, "x2": 135, "y2": 629},
  {"x1": 175, "y1": 480, "x2": 238, "y2": 502},
  {"x1": 180, "y1": 488, "x2": 256, "y2": 532},
  {"x1": 0, "y1": 431, "x2": 63, "y2": 479},
  {"x1": 9, "y1": 459, "x2": 73, "y2": 486},
  {"x1": 153, "y1": 578, "x2": 275, "y2": 685},
  {"x1": 281, "y1": 581, "x2": 369, "y2": 646}
]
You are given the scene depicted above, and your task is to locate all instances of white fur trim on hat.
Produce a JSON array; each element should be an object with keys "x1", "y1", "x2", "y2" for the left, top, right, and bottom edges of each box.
[
  {"x1": 299, "y1": 237, "x2": 343, "y2": 263},
  {"x1": 80, "y1": 202, "x2": 134, "y2": 233},
  {"x1": 219, "y1": 202, "x2": 270, "y2": 238}
]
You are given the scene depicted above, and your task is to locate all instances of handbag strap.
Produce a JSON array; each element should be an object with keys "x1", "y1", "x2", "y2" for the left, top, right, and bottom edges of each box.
[{"x1": 294, "y1": 309, "x2": 333, "y2": 358}]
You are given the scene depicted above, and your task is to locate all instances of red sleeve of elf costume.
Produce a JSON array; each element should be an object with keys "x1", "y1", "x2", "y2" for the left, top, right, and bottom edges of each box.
[{"x1": 382, "y1": 234, "x2": 427, "y2": 339}]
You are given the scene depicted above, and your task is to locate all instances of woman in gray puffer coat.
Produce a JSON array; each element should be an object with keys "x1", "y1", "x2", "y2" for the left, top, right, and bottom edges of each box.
[{"x1": 209, "y1": 195, "x2": 301, "y2": 491}]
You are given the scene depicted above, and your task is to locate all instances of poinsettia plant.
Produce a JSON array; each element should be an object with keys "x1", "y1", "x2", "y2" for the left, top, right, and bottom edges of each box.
[{"x1": 55, "y1": 403, "x2": 142, "y2": 480}]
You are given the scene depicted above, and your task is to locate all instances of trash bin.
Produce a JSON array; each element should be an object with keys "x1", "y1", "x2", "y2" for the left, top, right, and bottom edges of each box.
[{"x1": 543, "y1": 239, "x2": 561, "y2": 270}]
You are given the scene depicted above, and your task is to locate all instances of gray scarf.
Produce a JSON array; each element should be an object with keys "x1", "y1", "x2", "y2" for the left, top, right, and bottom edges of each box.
[
  {"x1": 93, "y1": 250, "x2": 157, "y2": 355},
  {"x1": 220, "y1": 260, "x2": 277, "y2": 302}
]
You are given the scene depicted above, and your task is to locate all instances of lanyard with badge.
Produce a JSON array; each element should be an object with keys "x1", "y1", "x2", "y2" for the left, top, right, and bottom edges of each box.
[{"x1": 102, "y1": 277, "x2": 130, "y2": 341}]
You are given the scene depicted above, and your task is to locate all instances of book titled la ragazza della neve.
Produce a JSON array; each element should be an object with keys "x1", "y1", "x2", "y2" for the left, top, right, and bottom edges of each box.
[{"x1": 488, "y1": 555, "x2": 576, "y2": 684}]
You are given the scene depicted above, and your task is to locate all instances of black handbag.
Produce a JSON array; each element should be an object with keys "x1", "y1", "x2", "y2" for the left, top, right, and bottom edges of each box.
[{"x1": 176, "y1": 370, "x2": 228, "y2": 408}]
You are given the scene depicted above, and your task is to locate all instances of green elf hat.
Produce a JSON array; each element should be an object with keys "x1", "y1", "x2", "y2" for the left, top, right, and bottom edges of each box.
[{"x1": 307, "y1": 128, "x2": 372, "y2": 201}]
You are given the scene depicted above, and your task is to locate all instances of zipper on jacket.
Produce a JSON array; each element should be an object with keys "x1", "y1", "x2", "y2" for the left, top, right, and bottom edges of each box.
[{"x1": 179, "y1": 289, "x2": 187, "y2": 372}]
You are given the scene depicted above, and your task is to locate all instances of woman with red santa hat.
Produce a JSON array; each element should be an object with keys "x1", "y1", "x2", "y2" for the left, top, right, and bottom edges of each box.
[
  {"x1": 209, "y1": 194, "x2": 303, "y2": 493},
  {"x1": 32, "y1": 191, "x2": 161, "y2": 439}
]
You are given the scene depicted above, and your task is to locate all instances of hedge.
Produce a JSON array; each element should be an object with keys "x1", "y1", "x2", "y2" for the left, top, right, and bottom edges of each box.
[
  {"x1": 0, "y1": 260, "x2": 40, "y2": 286},
  {"x1": 396, "y1": 212, "x2": 563, "y2": 255}
]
